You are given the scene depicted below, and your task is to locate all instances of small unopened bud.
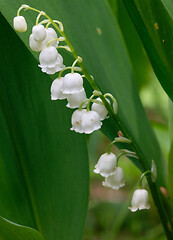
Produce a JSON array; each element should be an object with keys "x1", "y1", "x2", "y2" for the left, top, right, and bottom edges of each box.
[{"x1": 13, "y1": 16, "x2": 27, "y2": 32}]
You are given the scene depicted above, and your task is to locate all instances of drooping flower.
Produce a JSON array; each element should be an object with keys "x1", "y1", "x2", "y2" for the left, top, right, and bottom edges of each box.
[
  {"x1": 102, "y1": 167, "x2": 125, "y2": 190},
  {"x1": 38, "y1": 46, "x2": 65, "y2": 74},
  {"x1": 50, "y1": 77, "x2": 67, "y2": 100},
  {"x1": 13, "y1": 16, "x2": 27, "y2": 32},
  {"x1": 94, "y1": 152, "x2": 117, "y2": 177},
  {"x1": 128, "y1": 189, "x2": 150, "y2": 212},
  {"x1": 81, "y1": 110, "x2": 102, "y2": 134},
  {"x1": 66, "y1": 90, "x2": 87, "y2": 109},
  {"x1": 32, "y1": 24, "x2": 46, "y2": 42},
  {"x1": 29, "y1": 34, "x2": 43, "y2": 52},
  {"x1": 91, "y1": 97, "x2": 109, "y2": 120},
  {"x1": 62, "y1": 73, "x2": 84, "y2": 94},
  {"x1": 70, "y1": 109, "x2": 87, "y2": 133},
  {"x1": 42, "y1": 28, "x2": 58, "y2": 48}
]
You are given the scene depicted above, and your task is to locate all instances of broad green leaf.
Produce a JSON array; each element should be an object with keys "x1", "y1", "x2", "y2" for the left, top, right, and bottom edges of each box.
[
  {"x1": 108, "y1": 0, "x2": 150, "y2": 90},
  {"x1": 161, "y1": 0, "x2": 173, "y2": 18},
  {"x1": 0, "y1": 13, "x2": 89, "y2": 240},
  {"x1": 122, "y1": 0, "x2": 173, "y2": 101},
  {"x1": 0, "y1": 217, "x2": 43, "y2": 240},
  {"x1": 168, "y1": 141, "x2": 173, "y2": 199},
  {"x1": 168, "y1": 100, "x2": 173, "y2": 199},
  {"x1": 168, "y1": 99, "x2": 173, "y2": 144},
  {"x1": 0, "y1": 0, "x2": 166, "y2": 185}
]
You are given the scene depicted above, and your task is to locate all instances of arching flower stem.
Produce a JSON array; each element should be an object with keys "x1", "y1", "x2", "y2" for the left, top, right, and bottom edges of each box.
[
  {"x1": 107, "y1": 137, "x2": 132, "y2": 154},
  {"x1": 139, "y1": 170, "x2": 152, "y2": 189}
]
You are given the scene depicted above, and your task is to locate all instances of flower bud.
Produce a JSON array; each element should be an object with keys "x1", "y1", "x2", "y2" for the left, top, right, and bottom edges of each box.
[
  {"x1": 42, "y1": 28, "x2": 58, "y2": 48},
  {"x1": 102, "y1": 167, "x2": 125, "y2": 189},
  {"x1": 13, "y1": 16, "x2": 27, "y2": 32},
  {"x1": 129, "y1": 189, "x2": 150, "y2": 212},
  {"x1": 32, "y1": 24, "x2": 46, "y2": 42},
  {"x1": 62, "y1": 73, "x2": 84, "y2": 94},
  {"x1": 94, "y1": 152, "x2": 117, "y2": 177},
  {"x1": 81, "y1": 111, "x2": 102, "y2": 134},
  {"x1": 70, "y1": 109, "x2": 87, "y2": 133},
  {"x1": 51, "y1": 77, "x2": 67, "y2": 100},
  {"x1": 39, "y1": 46, "x2": 65, "y2": 74},
  {"x1": 29, "y1": 34, "x2": 43, "y2": 52},
  {"x1": 66, "y1": 90, "x2": 87, "y2": 109},
  {"x1": 91, "y1": 97, "x2": 109, "y2": 120}
]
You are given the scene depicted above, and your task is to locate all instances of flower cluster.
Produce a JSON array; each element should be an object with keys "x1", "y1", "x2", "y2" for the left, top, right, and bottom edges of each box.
[
  {"x1": 13, "y1": 5, "x2": 116, "y2": 135},
  {"x1": 13, "y1": 5, "x2": 152, "y2": 213},
  {"x1": 93, "y1": 135, "x2": 151, "y2": 212},
  {"x1": 94, "y1": 152, "x2": 125, "y2": 190}
]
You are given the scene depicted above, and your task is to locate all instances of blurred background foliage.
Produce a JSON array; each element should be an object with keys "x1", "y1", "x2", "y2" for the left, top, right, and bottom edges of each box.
[{"x1": 83, "y1": 1, "x2": 168, "y2": 239}]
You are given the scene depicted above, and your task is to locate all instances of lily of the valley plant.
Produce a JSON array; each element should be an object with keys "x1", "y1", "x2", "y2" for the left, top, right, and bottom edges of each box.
[{"x1": 10, "y1": 4, "x2": 173, "y2": 239}]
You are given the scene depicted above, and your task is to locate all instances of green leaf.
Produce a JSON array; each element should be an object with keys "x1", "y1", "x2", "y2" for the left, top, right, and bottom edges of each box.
[
  {"x1": 0, "y1": 0, "x2": 166, "y2": 185},
  {"x1": 168, "y1": 141, "x2": 173, "y2": 199},
  {"x1": 168, "y1": 100, "x2": 173, "y2": 199},
  {"x1": 0, "y1": 13, "x2": 89, "y2": 240},
  {"x1": 122, "y1": 0, "x2": 173, "y2": 101},
  {"x1": 108, "y1": 0, "x2": 150, "y2": 90},
  {"x1": 0, "y1": 217, "x2": 43, "y2": 240}
]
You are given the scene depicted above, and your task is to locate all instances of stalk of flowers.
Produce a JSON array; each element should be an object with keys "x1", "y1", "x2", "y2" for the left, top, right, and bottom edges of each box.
[{"x1": 13, "y1": 5, "x2": 159, "y2": 215}]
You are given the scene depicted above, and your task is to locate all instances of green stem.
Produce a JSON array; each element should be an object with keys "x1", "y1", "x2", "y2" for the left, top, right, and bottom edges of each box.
[
  {"x1": 86, "y1": 94, "x2": 95, "y2": 111},
  {"x1": 139, "y1": 170, "x2": 152, "y2": 189},
  {"x1": 107, "y1": 137, "x2": 131, "y2": 154}
]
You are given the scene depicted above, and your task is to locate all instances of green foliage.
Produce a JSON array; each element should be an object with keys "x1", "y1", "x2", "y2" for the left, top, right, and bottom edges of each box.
[
  {"x1": 0, "y1": 217, "x2": 43, "y2": 240},
  {"x1": 122, "y1": 0, "x2": 173, "y2": 101},
  {"x1": 0, "y1": 13, "x2": 89, "y2": 240},
  {"x1": 108, "y1": 0, "x2": 150, "y2": 90},
  {"x1": 168, "y1": 100, "x2": 173, "y2": 199}
]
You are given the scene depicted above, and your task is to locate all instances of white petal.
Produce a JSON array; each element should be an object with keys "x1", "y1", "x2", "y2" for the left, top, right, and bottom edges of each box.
[
  {"x1": 62, "y1": 73, "x2": 84, "y2": 94},
  {"x1": 32, "y1": 24, "x2": 46, "y2": 42},
  {"x1": 70, "y1": 109, "x2": 87, "y2": 133},
  {"x1": 29, "y1": 34, "x2": 43, "y2": 52},
  {"x1": 129, "y1": 189, "x2": 150, "y2": 212},
  {"x1": 51, "y1": 77, "x2": 67, "y2": 100},
  {"x1": 81, "y1": 111, "x2": 102, "y2": 134},
  {"x1": 94, "y1": 152, "x2": 117, "y2": 177},
  {"x1": 39, "y1": 46, "x2": 59, "y2": 67},
  {"x1": 91, "y1": 97, "x2": 109, "y2": 120},
  {"x1": 42, "y1": 28, "x2": 58, "y2": 48},
  {"x1": 13, "y1": 16, "x2": 27, "y2": 32},
  {"x1": 66, "y1": 90, "x2": 87, "y2": 109}
]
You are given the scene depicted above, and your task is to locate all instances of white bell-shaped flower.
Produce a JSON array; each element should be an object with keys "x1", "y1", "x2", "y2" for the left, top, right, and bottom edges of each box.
[
  {"x1": 94, "y1": 152, "x2": 117, "y2": 177},
  {"x1": 32, "y1": 24, "x2": 46, "y2": 42},
  {"x1": 29, "y1": 34, "x2": 43, "y2": 52},
  {"x1": 102, "y1": 167, "x2": 125, "y2": 190},
  {"x1": 66, "y1": 90, "x2": 87, "y2": 109},
  {"x1": 13, "y1": 16, "x2": 27, "y2": 32},
  {"x1": 70, "y1": 109, "x2": 87, "y2": 133},
  {"x1": 81, "y1": 110, "x2": 102, "y2": 134},
  {"x1": 62, "y1": 73, "x2": 84, "y2": 94},
  {"x1": 129, "y1": 189, "x2": 150, "y2": 212},
  {"x1": 42, "y1": 28, "x2": 58, "y2": 48},
  {"x1": 39, "y1": 46, "x2": 65, "y2": 74},
  {"x1": 41, "y1": 54, "x2": 65, "y2": 74},
  {"x1": 91, "y1": 97, "x2": 109, "y2": 120},
  {"x1": 51, "y1": 77, "x2": 67, "y2": 100}
]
